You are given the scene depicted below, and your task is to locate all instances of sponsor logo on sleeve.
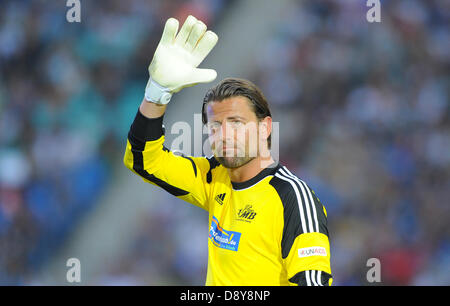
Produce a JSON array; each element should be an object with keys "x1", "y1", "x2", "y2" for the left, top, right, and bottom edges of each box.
[{"x1": 298, "y1": 247, "x2": 327, "y2": 258}]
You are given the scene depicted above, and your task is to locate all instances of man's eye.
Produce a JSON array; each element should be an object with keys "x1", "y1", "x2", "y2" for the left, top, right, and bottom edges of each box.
[
  {"x1": 207, "y1": 121, "x2": 244, "y2": 133},
  {"x1": 207, "y1": 122, "x2": 221, "y2": 132},
  {"x1": 230, "y1": 120, "x2": 244, "y2": 128}
]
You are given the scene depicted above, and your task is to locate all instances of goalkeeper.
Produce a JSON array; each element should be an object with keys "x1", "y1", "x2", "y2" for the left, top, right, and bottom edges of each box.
[{"x1": 123, "y1": 15, "x2": 332, "y2": 286}]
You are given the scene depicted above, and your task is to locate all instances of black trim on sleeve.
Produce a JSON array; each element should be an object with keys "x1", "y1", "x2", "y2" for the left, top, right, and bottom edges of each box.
[
  {"x1": 127, "y1": 131, "x2": 189, "y2": 197},
  {"x1": 289, "y1": 270, "x2": 332, "y2": 286},
  {"x1": 129, "y1": 108, "x2": 165, "y2": 142}
]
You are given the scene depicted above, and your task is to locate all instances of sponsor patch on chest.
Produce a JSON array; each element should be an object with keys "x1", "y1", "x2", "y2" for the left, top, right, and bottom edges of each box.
[{"x1": 209, "y1": 216, "x2": 242, "y2": 251}]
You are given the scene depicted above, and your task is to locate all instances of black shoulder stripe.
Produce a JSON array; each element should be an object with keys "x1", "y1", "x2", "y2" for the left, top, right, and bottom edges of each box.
[
  {"x1": 278, "y1": 167, "x2": 317, "y2": 234},
  {"x1": 180, "y1": 155, "x2": 197, "y2": 177},
  {"x1": 270, "y1": 175, "x2": 303, "y2": 259},
  {"x1": 206, "y1": 156, "x2": 220, "y2": 184},
  {"x1": 270, "y1": 168, "x2": 329, "y2": 259},
  {"x1": 171, "y1": 149, "x2": 197, "y2": 177}
]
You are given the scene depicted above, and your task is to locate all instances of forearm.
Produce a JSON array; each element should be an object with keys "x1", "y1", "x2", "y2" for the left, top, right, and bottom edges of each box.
[
  {"x1": 139, "y1": 98, "x2": 167, "y2": 119},
  {"x1": 124, "y1": 103, "x2": 210, "y2": 209}
]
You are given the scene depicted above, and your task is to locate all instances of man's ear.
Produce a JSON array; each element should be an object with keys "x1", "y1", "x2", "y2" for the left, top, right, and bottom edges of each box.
[{"x1": 259, "y1": 116, "x2": 272, "y2": 144}]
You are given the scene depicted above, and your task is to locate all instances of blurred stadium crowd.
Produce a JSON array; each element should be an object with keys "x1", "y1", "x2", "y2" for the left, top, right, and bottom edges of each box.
[
  {"x1": 0, "y1": 0, "x2": 448, "y2": 285},
  {"x1": 0, "y1": 0, "x2": 226, "y2": 284},
  {"x1": 249, "y1": 0, "x2": 449, "y2": 285}
]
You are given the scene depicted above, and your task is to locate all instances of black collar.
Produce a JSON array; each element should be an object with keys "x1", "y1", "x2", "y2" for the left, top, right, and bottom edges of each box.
[{"x1": 231, "y1": 162, "x2": 281, "y2": 190}]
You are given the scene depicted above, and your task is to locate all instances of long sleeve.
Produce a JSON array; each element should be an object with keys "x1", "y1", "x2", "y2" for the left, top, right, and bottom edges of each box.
[
  {"x1": 123, "y1": 109, "x2": 215, "y2": 211},
  {"x1": 271, "y1": 167, "x2": 333, "y2": 286},
  {"x1": 282, "y1": 183, "x2": 332, "y2": 286}
]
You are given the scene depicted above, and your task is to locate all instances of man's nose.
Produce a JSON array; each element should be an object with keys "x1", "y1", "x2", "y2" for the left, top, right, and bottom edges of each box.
[
  {"x1": 219, "y1": 121, "x2": 235, "y2": 141},
  {"x1": 211, "y1": 123, "x2": 232, "y2": 147}
]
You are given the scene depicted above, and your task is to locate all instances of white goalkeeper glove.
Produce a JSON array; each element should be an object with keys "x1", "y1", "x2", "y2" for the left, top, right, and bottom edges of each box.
[{"x1": 144, "y1": 15, "x2": 219, "y2": 104}]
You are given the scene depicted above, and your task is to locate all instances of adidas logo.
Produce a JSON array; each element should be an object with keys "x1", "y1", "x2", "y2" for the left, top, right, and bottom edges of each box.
[{"x1": 215, "y1": 193, "x2": 226, "y2": 205}]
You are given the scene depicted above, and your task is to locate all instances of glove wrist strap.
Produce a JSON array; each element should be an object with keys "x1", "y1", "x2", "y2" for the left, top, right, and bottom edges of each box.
[{"x1": 144, "y1": 77, "x2": 173, "y2": 105}]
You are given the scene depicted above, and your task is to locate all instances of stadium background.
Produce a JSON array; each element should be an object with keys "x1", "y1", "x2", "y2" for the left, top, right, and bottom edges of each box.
[{"x1": 0, "y1": 0, "x2": 448, "y2": 285}]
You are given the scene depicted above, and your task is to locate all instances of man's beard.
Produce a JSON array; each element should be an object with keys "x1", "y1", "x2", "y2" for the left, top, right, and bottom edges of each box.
[
  {"x1": 214, "y1": 155, "x2": 255, "y2": 169},
  {"x1": 212, "y1": 138, "x2": 259, "y2": 169}
]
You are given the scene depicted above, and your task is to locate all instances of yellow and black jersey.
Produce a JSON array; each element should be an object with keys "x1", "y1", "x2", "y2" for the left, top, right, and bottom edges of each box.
[{"x1": 123, "y1": 109, "x2": 332, "y2": 286}]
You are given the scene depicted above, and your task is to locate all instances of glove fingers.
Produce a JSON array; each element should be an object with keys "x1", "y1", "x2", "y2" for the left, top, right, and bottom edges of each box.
[
  {"x1": 186, "y1": 21, "x2": 207, "y2": 52},
  {"x1": 192, "y1": 30, "x2": 218, "y2": 65},
  {"x1": 160, "y1": 18, "x2": 179, "y2": 46},
  {"x1": 172, "y1": 68, "x2": 217, "y2": 92},
  {"x1": 175, "y1": 15, "x2": 198, "y2": 47}
]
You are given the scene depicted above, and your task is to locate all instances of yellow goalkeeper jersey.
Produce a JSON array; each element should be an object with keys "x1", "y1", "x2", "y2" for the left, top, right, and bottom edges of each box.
[{"x1": 123, "y1": 109, "x2": 332, "y2": 286}]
